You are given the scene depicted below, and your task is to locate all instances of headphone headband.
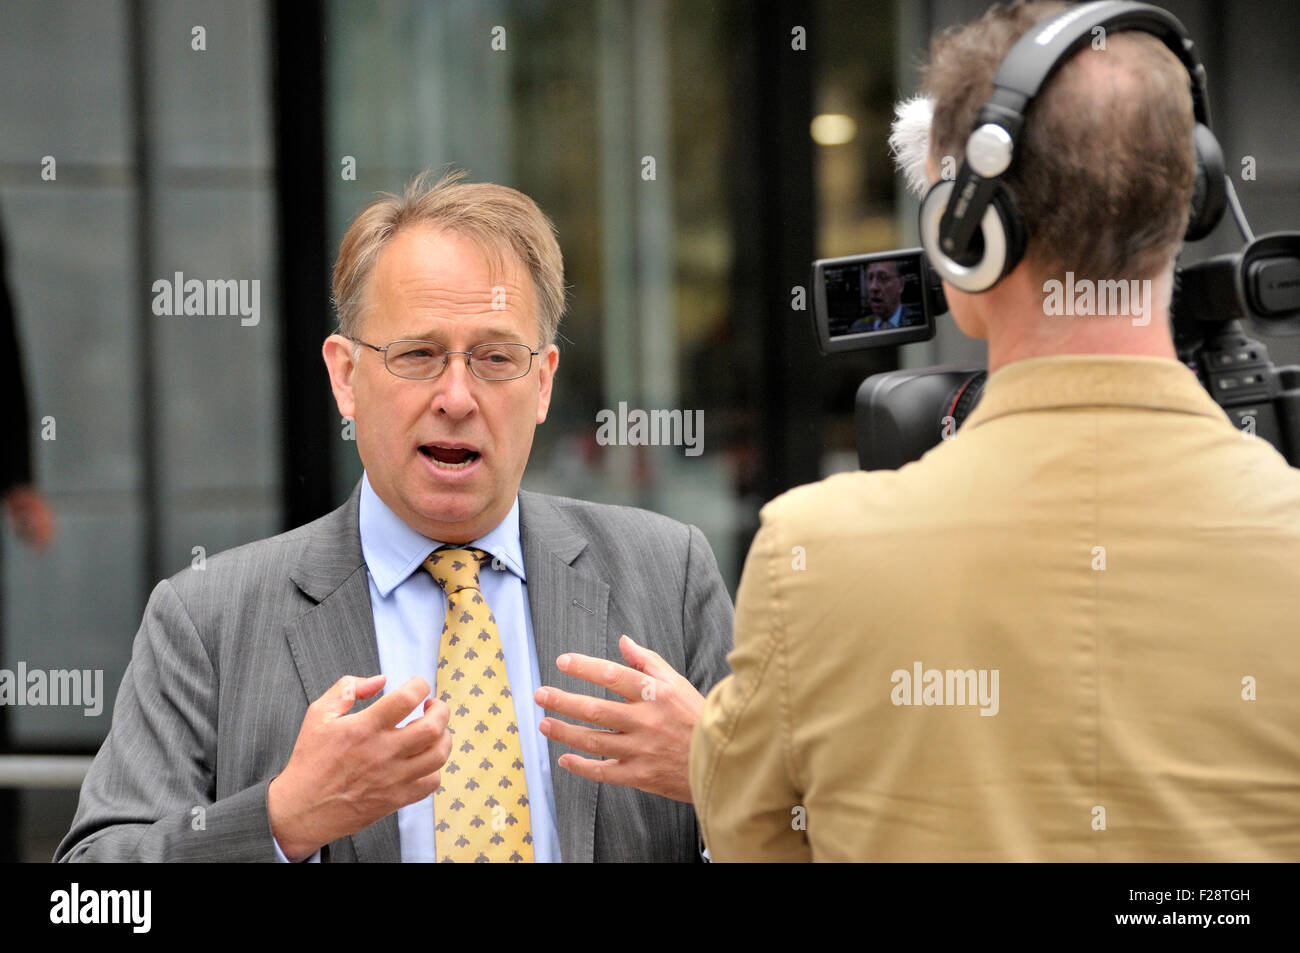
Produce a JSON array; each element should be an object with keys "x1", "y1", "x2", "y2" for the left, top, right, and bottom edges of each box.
[
  {"x1": 927, "y1": 0, "x2": 1223, "y2": 289},
  {"x1": 989, "y1": 1, "x2": 1211, "y2": 127}
]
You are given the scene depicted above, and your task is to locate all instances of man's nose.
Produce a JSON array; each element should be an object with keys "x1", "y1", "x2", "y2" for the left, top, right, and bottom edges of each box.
[{"x1": 430, "y1": 354, "x2": 478, "y2": 418}]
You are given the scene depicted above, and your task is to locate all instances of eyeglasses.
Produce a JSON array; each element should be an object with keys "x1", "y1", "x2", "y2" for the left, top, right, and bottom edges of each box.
[{"x1": 351, "y1": 338, "x2": 541, "y2": 381}]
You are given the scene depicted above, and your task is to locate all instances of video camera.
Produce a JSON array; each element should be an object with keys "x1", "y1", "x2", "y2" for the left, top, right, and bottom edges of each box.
[
  {"x1": 811, "y1": 232, "x2": 1300, "y2": 470},
  {"x1": 809, "y1": 1, "x2": 1300, "y2": 471}
]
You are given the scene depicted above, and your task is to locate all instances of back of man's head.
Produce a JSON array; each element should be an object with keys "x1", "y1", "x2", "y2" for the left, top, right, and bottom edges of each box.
[{"x1": 924, "y1": 0, "x2": 1196, "y2": 285}]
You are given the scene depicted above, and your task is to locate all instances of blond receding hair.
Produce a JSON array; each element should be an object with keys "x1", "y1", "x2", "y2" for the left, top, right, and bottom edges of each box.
[{"x1": 332, "y1": 168, "x2": 566, "y2": 348}]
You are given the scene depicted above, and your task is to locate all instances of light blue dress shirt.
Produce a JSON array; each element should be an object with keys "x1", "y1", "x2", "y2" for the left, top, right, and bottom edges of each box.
[{"x1": 274, "y1": 473, "x2": 562, "y2": 862}]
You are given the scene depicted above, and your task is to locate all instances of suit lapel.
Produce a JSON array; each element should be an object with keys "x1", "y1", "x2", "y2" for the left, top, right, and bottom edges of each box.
[
  {"x1": 519, "y1": 490, "x2": 608, "y2": 863},
  {"x1": 284, "y1": 481, "x2": 400, "y2": 863}
]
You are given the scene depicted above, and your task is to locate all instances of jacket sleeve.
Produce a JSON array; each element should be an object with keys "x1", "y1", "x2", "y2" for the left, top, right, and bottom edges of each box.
[
  {"x1": 689, "y1": 507, "x2": 811, "y2": 861},
  {"x1": 54, "y1": 579, "x2": 280, "y2": 862}
]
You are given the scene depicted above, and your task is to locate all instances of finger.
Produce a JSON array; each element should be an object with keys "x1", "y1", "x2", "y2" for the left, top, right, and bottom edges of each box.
[
  {"x1": 618, "y1": 634, "x2": 676, "y2": 682},
  {"x1": 556, "y1": 753, "x2": 629, "y2": 787},
  {"x1": 539, "y1": 716, "x2": 634, "y2": 760},
  {"x1": 391, "y1": 698, "x2": 450, "y2": 757},
  {"x1": 318, "y1": 674, "x2": 385, "y2": 716},
  {"x1": 535, "y1": 686, "x2": 639, "y2": 733},
  {"x1": 364, "y1": 676, "x2": 431, "y2": 728},
  {"x1": 555, "y1": 652, "x2": 651, "y2": 702},
  {"x1": 397, "y1": 731, "x2": 451, "y2": 782},
  {"x1": 403, "y1": 770, "x2": 442, "y2": 806},
  {"x1": 352, "y1": 674, "x2": 388, "y2": 701},
  {"x1": 420, "y1": 697, "x2": 450, "y2": 732}
]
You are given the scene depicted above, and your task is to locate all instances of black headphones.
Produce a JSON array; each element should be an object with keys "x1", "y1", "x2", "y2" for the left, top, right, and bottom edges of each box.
[{"x1": 918, "y1": 0, "x2": 1228, "y2": 293}]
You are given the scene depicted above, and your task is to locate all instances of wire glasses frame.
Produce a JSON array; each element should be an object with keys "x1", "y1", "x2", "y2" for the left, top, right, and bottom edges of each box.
[{"x1": 351, "y1": 338, "x2": 541, "y2": 381}]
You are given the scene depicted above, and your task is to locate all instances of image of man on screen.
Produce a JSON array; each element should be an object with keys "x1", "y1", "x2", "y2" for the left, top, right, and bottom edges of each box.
[{"x1": 847, "y1": 259, "x2": 921, "y2": 332}]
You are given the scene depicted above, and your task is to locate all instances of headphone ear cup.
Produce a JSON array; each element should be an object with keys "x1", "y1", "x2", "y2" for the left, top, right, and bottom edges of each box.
[
  {"x1": 1186, "y1": 123, "x2": 1227, "y2": 241},
  {"x1": 918, "y1": 180, "x2": 955, "y2": 275},
  {"x1": 920, "y1": 178, "x2": 1026, "y2": 293}
]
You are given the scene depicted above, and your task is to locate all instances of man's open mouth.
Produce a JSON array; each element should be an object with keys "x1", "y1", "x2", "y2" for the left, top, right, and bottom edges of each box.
[{"x1": 419, "y1": 444, "x2": 481, "y2": 470}]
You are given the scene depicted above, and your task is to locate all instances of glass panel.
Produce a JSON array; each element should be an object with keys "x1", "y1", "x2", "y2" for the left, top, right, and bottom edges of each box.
[
  {"x1": 152, "y1": 186, "x2": 281, "y2": 575},
  {"x1": 148, "y1": 0, "x2": 275, "y2": 172},
  {"x1": 146, "y1": 0, "x2": 281, "y2": 579},
  {"x1": 0, "y1": 0, "x2": 132, "y2": 167}
]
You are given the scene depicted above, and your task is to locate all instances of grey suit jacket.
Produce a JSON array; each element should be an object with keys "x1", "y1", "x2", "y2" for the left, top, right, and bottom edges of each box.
[{"x1": 55, "y1": 483, "x2": 733, "y2": 862}]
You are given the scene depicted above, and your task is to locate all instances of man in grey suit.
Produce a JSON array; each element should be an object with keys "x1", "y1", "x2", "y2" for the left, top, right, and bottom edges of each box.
[{"x1": 56, "y1": 169, "x2": 732, "y2": 862}]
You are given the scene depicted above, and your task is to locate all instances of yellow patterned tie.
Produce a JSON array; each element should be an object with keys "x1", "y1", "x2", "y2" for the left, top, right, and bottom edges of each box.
[{"x1": 424, "y1": 547, "x2": 534, "y2": 863}]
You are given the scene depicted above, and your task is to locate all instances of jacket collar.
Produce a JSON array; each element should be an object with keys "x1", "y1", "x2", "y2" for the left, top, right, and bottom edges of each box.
[
  {"x1": 289, "y1": 480, "x2": 367, "y2": 604},
  {"x1": 518, "y1": 489, "x2": 588, "y2": 565},
  {"x1": 961, "y1": 354, "x2": 1229, "y2": 433}
]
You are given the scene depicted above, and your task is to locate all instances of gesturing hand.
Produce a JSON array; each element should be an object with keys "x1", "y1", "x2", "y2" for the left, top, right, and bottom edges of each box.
[
  {"x1": 535, "y1": 635, "x2": 704, "y2": 803},
  {"x1": 4, "y1": 485, "x2": 55, "y2": 549},
  {"x1": 267, "y1": 674, "x2": 451, "y2": 862}
]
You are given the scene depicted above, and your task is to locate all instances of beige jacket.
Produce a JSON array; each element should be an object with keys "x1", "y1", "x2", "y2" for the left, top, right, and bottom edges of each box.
[{"x1": 691, "y1": 354, "x2": 1300, "y2": 861}]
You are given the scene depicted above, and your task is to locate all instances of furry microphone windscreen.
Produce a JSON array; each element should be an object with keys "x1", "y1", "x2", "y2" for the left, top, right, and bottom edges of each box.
[{"x1": 889, "y1": 95, "x2": 936, "y2": 198}]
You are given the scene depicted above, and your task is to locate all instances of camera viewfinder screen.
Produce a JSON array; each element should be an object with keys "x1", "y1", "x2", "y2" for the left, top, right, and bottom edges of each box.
[{"x1": 824, "y1": 255, "x2": 926, "y2": 337}]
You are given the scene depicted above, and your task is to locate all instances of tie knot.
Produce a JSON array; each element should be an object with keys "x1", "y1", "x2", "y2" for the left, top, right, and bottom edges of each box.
[{"x1": 424, "y1": 547, "x2": 488, "y2": 594}]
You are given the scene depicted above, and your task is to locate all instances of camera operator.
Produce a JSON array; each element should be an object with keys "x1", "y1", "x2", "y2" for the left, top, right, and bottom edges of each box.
[{"x1": 689, "y1": 0, "x2": 1300, "y2": 861}]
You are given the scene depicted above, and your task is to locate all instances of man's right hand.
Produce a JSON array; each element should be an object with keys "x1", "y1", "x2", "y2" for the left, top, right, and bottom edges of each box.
[{"x1": 267, "y1": 674, "x2": 451, "y2": 862}]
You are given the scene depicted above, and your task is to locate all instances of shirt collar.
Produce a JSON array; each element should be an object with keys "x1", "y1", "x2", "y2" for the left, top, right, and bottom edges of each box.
[
  {"x1": 960, "y1": 354, "x2": 1229, "y2": 433},
  {"x1": 359, "y1": 472, "x2": 526, "y2": 598}
]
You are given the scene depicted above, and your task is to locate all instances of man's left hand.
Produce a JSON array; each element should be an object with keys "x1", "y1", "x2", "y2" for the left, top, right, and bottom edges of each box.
[{"x1": 536, "y1": 634, "x2": 703, "y2": 803}]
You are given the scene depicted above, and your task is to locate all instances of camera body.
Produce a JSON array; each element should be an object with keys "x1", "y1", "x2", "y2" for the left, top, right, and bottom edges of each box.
[{"x1": 811, "y1": 236, "x2": 1300, "y2": 470}]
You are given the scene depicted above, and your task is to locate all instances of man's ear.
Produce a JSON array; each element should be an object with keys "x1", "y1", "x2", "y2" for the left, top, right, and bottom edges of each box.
[
  {"x1": 536, "y1": 345, "x2": 559, "y2": 424},
  {"x1": 322, "y1": 333, "x2": 359, "y2": 419}
]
